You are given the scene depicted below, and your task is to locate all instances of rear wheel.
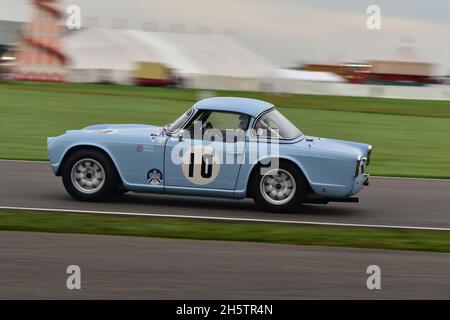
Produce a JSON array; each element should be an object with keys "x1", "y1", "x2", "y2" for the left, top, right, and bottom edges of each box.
[
  {"x1": 61, "y1": 149, "x2": 120, "y2": 201},
  {"x1": 250, "y1": 161, "x2": 307, "y2": 212}
]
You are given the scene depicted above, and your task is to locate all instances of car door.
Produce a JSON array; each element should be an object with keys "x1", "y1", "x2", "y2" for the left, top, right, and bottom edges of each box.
[{"x1": 164, "y1": 110, "x2": 248, "y2": 195}]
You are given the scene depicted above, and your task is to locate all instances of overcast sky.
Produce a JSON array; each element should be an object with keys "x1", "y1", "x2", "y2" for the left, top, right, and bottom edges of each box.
[{"x1": 1, "y1": 0, "x2": 449, "y2": 73}]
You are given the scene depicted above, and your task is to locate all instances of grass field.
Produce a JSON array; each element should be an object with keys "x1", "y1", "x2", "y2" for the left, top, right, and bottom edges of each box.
[
  {"x1": 0, "y1": 209, "x2": 449, "y2": 252},
  {"x1": 1, "y1": 81, "x2": 450, "y2": 178}
]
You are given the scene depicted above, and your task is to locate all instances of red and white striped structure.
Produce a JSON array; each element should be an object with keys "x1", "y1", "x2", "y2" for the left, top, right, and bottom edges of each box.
[{"x1": 14, "y1": 0, "x2": 67, "y2": 82}]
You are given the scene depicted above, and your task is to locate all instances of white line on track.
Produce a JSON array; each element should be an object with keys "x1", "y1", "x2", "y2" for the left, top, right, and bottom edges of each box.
[
  {"x1": 1, "y1": 205, "x2": 450, "y2": 231},
  {"x1": 370, "y1": 175, "x2": 450, "y2": 182},
  {"x1": 0, "y1": 159, "x2": 48, "y2": 164},
  {"x1": 1, "y1": 159, "x2": 449, "y2": 182}
]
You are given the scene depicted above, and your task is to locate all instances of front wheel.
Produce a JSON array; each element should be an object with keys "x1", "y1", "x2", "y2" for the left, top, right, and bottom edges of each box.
[
  {"x1": 250, "y1": 161, "x2": 307, "y2": 212},
  {"x1": 61, "y1": 149, "x2": 120, "y2": 201}
]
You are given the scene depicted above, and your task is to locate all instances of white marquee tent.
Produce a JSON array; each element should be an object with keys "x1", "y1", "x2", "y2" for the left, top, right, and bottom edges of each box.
[
  {"x1": 64, "y1": 27, "x2": 276, "y2": 90},
  {"x1": 261, "y1": 68, "x2": 346, "y2": 93}
]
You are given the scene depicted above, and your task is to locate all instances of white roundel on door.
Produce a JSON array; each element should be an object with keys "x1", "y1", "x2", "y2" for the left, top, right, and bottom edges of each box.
[{"x1": 181, "y1": 145, "x2": 220, "y2": 185}]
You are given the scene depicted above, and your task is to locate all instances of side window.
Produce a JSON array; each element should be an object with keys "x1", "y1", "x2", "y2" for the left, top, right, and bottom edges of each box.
[
  {"x1": 204, "y1": 112, "x2": 249, "y2": 131},
  {"x1": 184, "y1": 111, "x2": 249, "y2": 142}
]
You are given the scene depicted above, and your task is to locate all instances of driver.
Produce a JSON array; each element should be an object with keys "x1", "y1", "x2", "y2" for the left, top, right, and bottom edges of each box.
[{"x1": 238, "y1": 114, "x2": 249, "y2": 131}]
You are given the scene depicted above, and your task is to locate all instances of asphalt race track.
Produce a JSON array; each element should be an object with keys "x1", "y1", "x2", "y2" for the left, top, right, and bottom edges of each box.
[
  {"x1": 1, "y1": 160, "x2": 449, "y2": 229},
  {"x1": 1, "y1": 160, "x2": 450, "y2": 299},
  {"x1": 1, "y1": 230, "x2": 450, "y2": 299}
]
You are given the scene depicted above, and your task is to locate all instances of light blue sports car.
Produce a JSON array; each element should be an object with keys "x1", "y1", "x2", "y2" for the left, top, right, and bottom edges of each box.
[{"x1": 47, "y1": 97, "x2": 372, "y2": 212}]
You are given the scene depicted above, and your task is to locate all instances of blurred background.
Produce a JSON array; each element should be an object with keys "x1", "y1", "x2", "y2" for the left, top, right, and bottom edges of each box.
[
  {"x1": 1, "y1": 0, "x2": 450, "y2": 94},
  {"x1": 1, "y1": 0, "x2": 450, "y2": 178}
]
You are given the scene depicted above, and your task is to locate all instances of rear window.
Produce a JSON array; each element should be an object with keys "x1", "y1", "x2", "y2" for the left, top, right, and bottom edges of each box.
[{"x1": 254, "y1": 109, "x2": 302, "y2": 139}]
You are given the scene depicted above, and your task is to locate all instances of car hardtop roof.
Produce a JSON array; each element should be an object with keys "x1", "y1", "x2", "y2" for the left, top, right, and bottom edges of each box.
[{"x1": 193, "y1": 97, "x2": 274, "y2": 117}]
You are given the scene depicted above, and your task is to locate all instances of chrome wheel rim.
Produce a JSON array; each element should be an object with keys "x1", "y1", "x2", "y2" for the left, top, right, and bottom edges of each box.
[
  {"x1": 260, "y1": 168, "x2": 296, "y2": 205},
  {"x1": 71, "y1": 158, "x2": 105, "y2": 194}
]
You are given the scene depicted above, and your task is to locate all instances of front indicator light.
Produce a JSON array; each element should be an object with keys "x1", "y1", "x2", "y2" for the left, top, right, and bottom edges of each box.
[
  {"x1": 355, "y1": 155, "x2": 362, "y2": 177},
  {"x1": 367, "y1": 145, "x2": 372, "y2": 165}
]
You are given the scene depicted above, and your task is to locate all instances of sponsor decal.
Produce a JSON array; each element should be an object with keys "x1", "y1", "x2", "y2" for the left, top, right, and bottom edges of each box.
[
  {"x1": 147, "y1": 168, "x2": 163, "y2": 185},
  {"x1": 136, "y1": 144, "x2": 154, "y2": 153}
]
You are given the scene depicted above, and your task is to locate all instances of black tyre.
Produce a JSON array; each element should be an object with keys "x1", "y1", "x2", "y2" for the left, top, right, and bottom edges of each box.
[
  {"x1": 250, "y1": 160, "x2": 307, "y2": 212},
  {"x1": 61, "y1": 148, "x2": 120, "y2": 201}
]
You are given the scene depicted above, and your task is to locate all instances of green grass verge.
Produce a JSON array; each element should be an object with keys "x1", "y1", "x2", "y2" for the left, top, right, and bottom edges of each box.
[
  {"x1": 1, "y1": 209, "x2": 450, "y2": 253},
  {"x1": 1, "y1": 81, "x2": 450, "y2": 178}
]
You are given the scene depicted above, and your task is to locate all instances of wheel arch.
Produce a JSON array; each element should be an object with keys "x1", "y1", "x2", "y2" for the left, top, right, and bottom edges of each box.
[
  {"x1": 56, "y1": 144, "x2": 122, "y2": 184},
  {"x1": 245, "y1": 156, "x2": 313, "y2": 197}
]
